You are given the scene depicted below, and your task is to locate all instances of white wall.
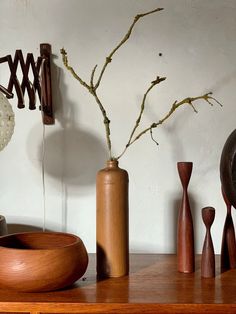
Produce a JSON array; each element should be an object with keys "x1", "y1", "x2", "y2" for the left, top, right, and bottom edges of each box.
[{"x1": 0, "y1": 0, "x2": 235, "y2": 254}]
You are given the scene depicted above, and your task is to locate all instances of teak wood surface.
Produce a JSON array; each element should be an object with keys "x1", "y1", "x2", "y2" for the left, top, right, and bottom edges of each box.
[{"x1": 0, "y1": 254, "x2": 236, "y2": 314}]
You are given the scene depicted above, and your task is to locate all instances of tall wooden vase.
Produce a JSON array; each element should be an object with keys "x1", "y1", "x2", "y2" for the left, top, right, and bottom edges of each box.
[
  {"x1": 96, "y1": 160, "x2": 129, "y2": 278},
  {"x1": 177, "y1": 162, "x2": 195, "y2": 273}
]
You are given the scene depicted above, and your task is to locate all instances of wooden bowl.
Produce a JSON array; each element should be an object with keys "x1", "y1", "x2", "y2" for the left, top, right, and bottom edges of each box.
[{"x1": 0, "y1": 231, "x2": 88, "y2": 292}]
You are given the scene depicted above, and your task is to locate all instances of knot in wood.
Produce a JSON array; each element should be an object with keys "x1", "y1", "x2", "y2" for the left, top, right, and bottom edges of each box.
[{"x1": 104, "y1": 117, "x2": 110, "y2": 124}]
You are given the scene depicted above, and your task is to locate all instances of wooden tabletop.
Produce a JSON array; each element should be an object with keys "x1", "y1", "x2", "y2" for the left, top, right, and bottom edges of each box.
[{"x1": 0, "y1": 254, "x2": 236, "y2": 313}]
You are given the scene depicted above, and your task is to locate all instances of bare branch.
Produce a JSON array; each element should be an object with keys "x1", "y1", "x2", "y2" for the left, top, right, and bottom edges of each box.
[
  {"x1": 150, "y1": 128, "x2": 159, "y2": 146},
  {"x1": 60, "y1": 48, "x2": 90, "y2": 90},
  {"x1": 60, "y1": 48, "x2": 112, "y2": 158},
  {"x1": 61, "y1": 8, "x2": 163, "y2": 159},
  {"x1": 127, "y1": 76, "x2": 166, "y2": 145},
  {"x1": 94, "y1": 8, "x2": 164, "y2": 90},
  {"x1": 117, "y1": 93, "x2": 220, "y2": 159},
  {"x1": 89, "y1": 89, "x2": 112, "y2": 159},
  {"x1": 90, "y1": 65, "x2": 98, "y2": 87},
  {"x1": 61, "y1": 9, "x2": 220, "y2": 162}
]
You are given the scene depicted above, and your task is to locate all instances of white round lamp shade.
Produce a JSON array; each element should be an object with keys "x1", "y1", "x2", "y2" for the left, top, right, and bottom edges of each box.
[{"x1": 0, "y1": 92, "x2": 15, "y2": 151}]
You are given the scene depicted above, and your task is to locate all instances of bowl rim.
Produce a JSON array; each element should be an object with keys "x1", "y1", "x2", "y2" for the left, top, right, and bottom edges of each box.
[{"x1": 0, "y1": 231, "x2": 83, "y2": 251}]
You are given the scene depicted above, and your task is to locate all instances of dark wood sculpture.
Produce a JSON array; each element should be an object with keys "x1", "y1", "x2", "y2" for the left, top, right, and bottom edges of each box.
[
  {"x1": 220, "y1": 129, "x2": 236, "y2": 209},
  {"x1": 0, "y1": 43, "x2": 54, "y2": 125},
  {"x1": 221, "y1": 187, "x2": 236, "y2": 272},
  {"x1": 177, "y1": 162, "x2": 195, "y2": 273},
  {"x1": 201, "y1": 207, "x2": 215, "y2": 278}
]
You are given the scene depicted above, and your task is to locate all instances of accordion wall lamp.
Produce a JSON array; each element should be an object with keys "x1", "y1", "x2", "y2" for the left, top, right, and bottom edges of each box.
[{"x1": 0, "y1": 42, "x2": 54, "y2": 131}]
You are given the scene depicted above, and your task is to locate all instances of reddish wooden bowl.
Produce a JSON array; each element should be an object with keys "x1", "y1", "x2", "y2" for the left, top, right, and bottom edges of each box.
[{"x1": 0, "y1": 231, "x2": 88, "y2": 292}]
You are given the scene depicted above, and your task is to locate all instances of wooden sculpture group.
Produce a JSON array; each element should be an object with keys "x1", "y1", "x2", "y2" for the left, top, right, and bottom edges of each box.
[{"x1": 177, "y1": 159, "x2": 236, "y2": 278}]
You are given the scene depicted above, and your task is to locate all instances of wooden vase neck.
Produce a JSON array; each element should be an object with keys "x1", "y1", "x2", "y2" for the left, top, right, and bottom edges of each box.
[{"x1": 106, "y1": 160, "x2": 119, "y2": 168}]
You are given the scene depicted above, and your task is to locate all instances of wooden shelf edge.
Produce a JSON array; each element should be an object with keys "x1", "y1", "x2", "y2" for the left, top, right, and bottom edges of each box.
[{"x1": 0, "y1": 302, "x2": 236, "y2": 314}]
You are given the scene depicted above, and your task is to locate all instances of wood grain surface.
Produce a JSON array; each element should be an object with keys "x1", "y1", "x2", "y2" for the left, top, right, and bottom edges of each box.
[
  {"x1": 0, "y1": 254, "x2": 236, "y2": 313},
  {"x1": 0, "y1": 232, "x2": 88, "y2": 292}
]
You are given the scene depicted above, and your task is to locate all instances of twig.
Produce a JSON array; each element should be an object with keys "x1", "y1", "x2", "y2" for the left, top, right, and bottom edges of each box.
[
  {"x1": 94, "y1": 8, "x2": 164, "y2": 90},
  {"x1": 126, "y1": 76, "x2": 166, "y2": 146},
  {"x1": 61, "y1": 48, "x2": 112, "y2": 158},
  {"x1": 150, "y1": 128, "x2": 159, "y2": 146},
  {"x1": 89, "y1": 88, "x2": 112, "y2": 159},
  {"x1": 116, "y1": 93, "x2": 221, "y2": 159},
  {"x1": 90, "y1": 65, "x2": 98, "y2": 88},
  {"x1": 60, "y1": 48, "x2": 90, "y2": 90}
]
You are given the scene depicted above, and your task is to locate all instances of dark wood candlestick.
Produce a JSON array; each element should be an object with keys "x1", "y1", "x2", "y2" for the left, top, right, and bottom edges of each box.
[
  {"x1": 221, "y1": 187, "x2": 236, "y2": 272},
  {"x1": 177, "y1": 162, "x2": 195, "y2": 273},
  {"x1": 201, "y1": 207, "x2": 215, "y2": 278}
]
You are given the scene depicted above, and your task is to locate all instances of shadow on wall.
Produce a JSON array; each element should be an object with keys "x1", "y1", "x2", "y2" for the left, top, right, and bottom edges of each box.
[
  {"x1": 26, "y1": 56, "x2": 107, "y2": 193},
  {"x1": 38, "y1": 127, "x2": 106, "y2": 187},
  {"x1": 7, "y1": 223, "x2": 43, "y2": 234}
]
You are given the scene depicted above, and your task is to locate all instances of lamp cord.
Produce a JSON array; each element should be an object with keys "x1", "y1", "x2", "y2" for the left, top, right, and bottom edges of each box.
[
  {"x1": 41, "y1": 123, "x2": 46, "y2": 232},
  {"x1": 40, "y1": 58, "x2": 46, "y2": 232}
]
